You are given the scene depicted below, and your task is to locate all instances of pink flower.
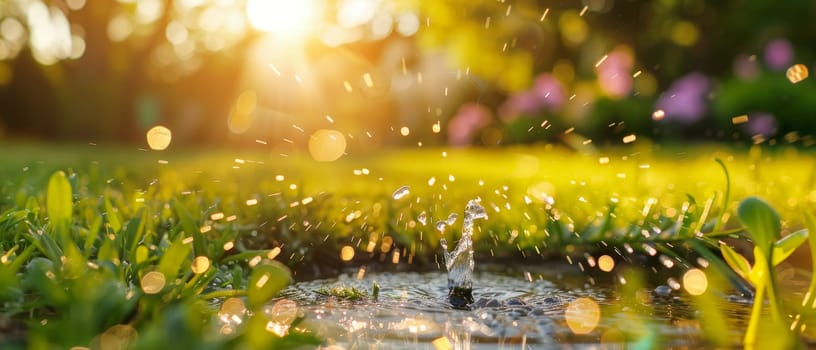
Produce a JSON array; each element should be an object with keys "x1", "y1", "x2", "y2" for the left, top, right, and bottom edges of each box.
[
  {"x1": 654, "y1": 72, "x2": 710, "y2": 123},
  {"x1": 764, "y1": 39, "x2": 793, "y2": 71},
  {"x1": 596, "y1": 50, "x2": 633, "y2": 98},
  {"x1": 499, "y1": 74, "x2": 566, "y2": 121},
  {"x1": 531, "y1": 74, "x2": 566, "y2": 111},
  {"x1": 448, "y1": 103, "x2": 492, "y2": 146}
]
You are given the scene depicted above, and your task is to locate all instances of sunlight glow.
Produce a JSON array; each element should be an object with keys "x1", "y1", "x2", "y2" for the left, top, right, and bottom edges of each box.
[{"x1": 246, "y1": 0, "x2": 322, "y2": 38}]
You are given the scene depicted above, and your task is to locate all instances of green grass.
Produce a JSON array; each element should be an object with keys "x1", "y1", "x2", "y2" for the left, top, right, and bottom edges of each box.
[{"x1": 1, "y1": 142, "x2": 815, "y2": 347}]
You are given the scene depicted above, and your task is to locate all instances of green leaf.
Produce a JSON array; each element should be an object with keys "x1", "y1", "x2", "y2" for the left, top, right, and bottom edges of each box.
[
  {"x1": 737, "y1": 196, "x2": 781, "y2": 255},
  {"x1": 748, "y1": 246, "x2": 768, "y2": 285},
  {"x1": 172, "y1": 198, "x2": 207, "y2": 258},
  {"x1": 247, "y1": 261, "x2": 291, "y2": 309},
  {"x1": 83, "y1": 216, "x2": 102, "y2": 258},
  {"x1": 46, "y1": 171, "x2": 73, "y2": 237},
  {"x1": 771, "y1": 229, "x2": 808, "y2": 266},
  {"x1": 157, "y1": 236, "x2": 193, "y2": 280},
  {"x1": 104, "y1": 197, "x2": 122, "y2": 233},
  {"x1": 720, "y1": 244, "x2": 752, "y2": 283}
]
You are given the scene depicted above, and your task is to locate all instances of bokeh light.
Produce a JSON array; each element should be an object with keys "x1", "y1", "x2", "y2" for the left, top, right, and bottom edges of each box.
[
  {"x1": 786, "y1": 64, "x2": 809, "y2": 84},
  {"x1": 191, "y1": 256, "x2": 211, "y2": 274},
  {"x1": 598, "y1": 255, "x2": 615, "y2": 272},
  {"x1": 220, "y1": 297, "x2": 246, "y2": 316},
  {"x1": 146, "y1": 125, "x2": 172, "y2": 150},
  {"x1": 264, "y1": 299, "x2": 298, "y2": 337},
  {"x1": 308, "y1": 129, "x2": 347, "y2": 162},
  {"x1": 565, "y1": 297, "x2": 601, "y2": 334},
  {"x1": 340, "y1": 245, "x2": 355, "y2": 261},
  {"x1": 682, "y1": 268, "x2": 708, "y2": 295},
  {"x1": 141, "y1": 271, "x2": 166, "y2": 294}
]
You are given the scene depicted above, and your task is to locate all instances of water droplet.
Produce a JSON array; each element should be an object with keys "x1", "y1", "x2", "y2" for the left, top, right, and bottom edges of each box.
[
  {"x1": 400, "y1": 126, "x2": 410, "y2": 136},
  {"x1": 465, "y1": 200, "x2": 487, "y2": 221},
  {"x1": 417, "y1": 211, "x2": 427, "y2": 225},
  {"x1": 266, "y1": 299, "x2": 298, "y2": 325},
  {"x1": 221, "y1": 297, "x2": 245, "y2": 316},
  {"x1": 654, "y1": 285, "x2": 672, "y2": 296},
  {"x1": 392, "y1": 185, "x2": 410, "y2": 200},
  {"x1": 446, "y1": 213, "x2": 458, "y2": 225},
  {"x1": 435, "y1": 221, "x2": 447, "y2": 232},
  {"x1": 652, "y1": 109, "x2": 665, "y2": 121}
]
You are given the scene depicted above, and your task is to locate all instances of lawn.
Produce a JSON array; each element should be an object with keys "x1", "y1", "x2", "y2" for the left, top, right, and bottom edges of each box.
[{"x1": 1, "y1": 142, "x2": 815, "y2": 347}]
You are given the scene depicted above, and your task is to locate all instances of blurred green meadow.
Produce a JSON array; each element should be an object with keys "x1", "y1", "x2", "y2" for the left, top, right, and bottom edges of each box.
[
  {"x1": 2, "y1": 143, "x2": 816, "y2": 348},
  {"x1": 3, "y1": 142, "x2": 815, "y2": 271}
]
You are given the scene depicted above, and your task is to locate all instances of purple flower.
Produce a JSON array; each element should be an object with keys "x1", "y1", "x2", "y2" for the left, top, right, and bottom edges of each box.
[
  {"x1": 448, "y1": 103, "x2": 492, "y2": 146},
  {"x1": 499, "y1": 74, "x2": 566, "y2": 121},
  {"x1": 745, "y1": 112, "x2": 776, "y2": 137},
  {"x1": 764, "y1": 39, "x2": 793, "y2": 71},
  {"x1": 654, "y1": 72, "x2": 710, "y2": 124}
]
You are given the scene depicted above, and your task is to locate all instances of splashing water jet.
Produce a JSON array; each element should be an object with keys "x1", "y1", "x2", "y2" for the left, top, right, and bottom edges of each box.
[{"x1": 440, "y1": 199, "x2": 487, "y2": 308}]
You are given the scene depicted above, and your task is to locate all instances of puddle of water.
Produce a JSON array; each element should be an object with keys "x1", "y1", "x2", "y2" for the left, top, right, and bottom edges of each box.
[{"x1": 279, "y1": 270, "x2": 751, "y2": 349}]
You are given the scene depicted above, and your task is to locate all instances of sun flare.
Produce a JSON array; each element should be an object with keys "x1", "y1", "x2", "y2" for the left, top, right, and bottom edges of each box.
[{"x1": 245, "y1": 0, "x2": 322, "y2": 39}]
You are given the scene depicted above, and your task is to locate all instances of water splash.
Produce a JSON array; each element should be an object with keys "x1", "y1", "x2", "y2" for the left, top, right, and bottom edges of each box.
[
  {"x1": 392, "y1": 185, "x2": 410, "y2": 200},
  {"x1": 417, "y1": 211, "x2": 428, "y2": 225},
  {"x1": 440, "y1": 199, "x2": 487, "y2": 308},
  {"x1": 446, "y1": 213, "x2": 458, "y2": 225}
]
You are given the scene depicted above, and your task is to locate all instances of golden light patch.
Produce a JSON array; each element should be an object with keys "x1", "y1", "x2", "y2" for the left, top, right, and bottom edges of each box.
[
  {"x1": 565, "y1": 297, "x2": 601, "y2": 334},
  {"x1": 598, "y1": 255, "x2": 615, "y2": 272},
  {"x1": 191, "y1": 256, "x2": 210, "y2": 274},
  {"x1": 732, "y1": 115, "x2": 749, "y2": 125},
  {"x1": 683, "y1": 268, "x2": 708, "y2": 295},
  {"x1": 340, "y1": 245, "x2": 355, "y2": 261},
  {"x1": 141, "y1": 271, "x2": 166, "y2": 294},
  {"x1": 145, "y1": 126, "x2": 172, "y2": 151},
  {"x1": 308, "y1": 129, "x2": 347, "y2": 162},
  {"x1": 652, "y1": 109, "x2": 665, "y2": 121},
  {"x1": 432, "y1": 336, "x2": 452, "y2": 350},
  {"x1": 786, "y1": 64, "x2": 808, "y2": 84}
]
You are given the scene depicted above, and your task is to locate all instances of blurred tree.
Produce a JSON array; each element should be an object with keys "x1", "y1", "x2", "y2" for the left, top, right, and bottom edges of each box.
[{"x1": 0, "y1": 0, "x2": 259, "y2": 141}]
